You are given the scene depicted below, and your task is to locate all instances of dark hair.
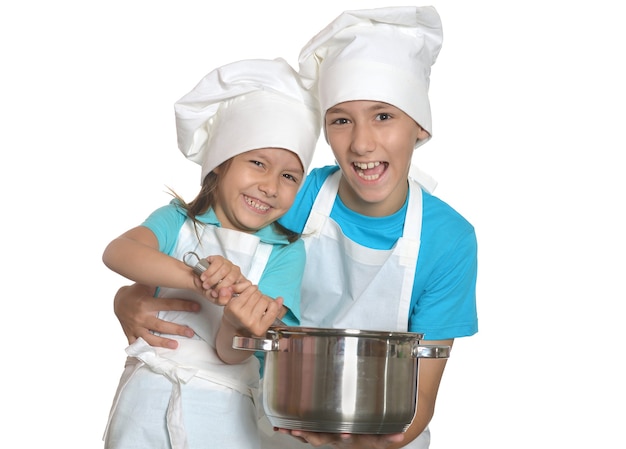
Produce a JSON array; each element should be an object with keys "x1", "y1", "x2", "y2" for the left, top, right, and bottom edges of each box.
[{"x1": 170, "y1": 159, "x2": 300, "y2": 243}]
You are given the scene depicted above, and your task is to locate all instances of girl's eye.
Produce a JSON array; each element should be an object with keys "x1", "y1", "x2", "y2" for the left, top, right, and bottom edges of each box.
[
  {"x1": 251, "y1": 160, "x2": 264, "y2": 167},
  {"x1": 283, "y1": 173, "x2": 298, "y2": 183}
]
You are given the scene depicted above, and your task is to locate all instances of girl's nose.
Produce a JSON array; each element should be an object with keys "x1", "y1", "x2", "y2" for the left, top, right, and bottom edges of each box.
[{"x1": 258, "y1": 176, "x2": 279, "y2": 197}]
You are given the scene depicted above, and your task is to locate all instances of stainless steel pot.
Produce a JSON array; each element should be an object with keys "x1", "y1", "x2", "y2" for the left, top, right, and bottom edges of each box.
[{"x1": 232, "y1": 326, "x2": 450, "y2": 434}]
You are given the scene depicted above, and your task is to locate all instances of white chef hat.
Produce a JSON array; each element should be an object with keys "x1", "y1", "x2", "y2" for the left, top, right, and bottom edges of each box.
[
  {"x1": 299, "y1": 6, "x2": 443, "y2": 148},
  {"x1": 175, "y1": 58, "x2": 321, "y2": 184}
]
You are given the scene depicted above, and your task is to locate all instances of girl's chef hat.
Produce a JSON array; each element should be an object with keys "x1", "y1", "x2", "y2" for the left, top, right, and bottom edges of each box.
[
  {"x1": 299, "y1": 6, "x2": 442, "y2": 148},
  {"x1": 175, "y1": 58, "x2": 321, "y2": 184}
]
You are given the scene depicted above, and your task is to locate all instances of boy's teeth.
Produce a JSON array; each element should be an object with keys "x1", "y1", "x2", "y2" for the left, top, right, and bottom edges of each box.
[{"x1": 354, "y1": 161, "x2": 381, "y2": 170}]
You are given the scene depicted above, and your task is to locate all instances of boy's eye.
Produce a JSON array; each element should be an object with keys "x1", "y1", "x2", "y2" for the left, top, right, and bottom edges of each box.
[
  {"x1": 376, "y1": 113, "x2": 391, "y2": 121},
  {"x1": 329, "y1": 117, "x2": 349, "y2": 125}
]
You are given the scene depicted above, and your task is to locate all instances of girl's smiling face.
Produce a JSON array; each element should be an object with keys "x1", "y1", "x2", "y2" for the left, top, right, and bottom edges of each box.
[
  {"x1": 212, "y1": 148, "x2": 303, "y2": 232},
  {"x1": 325, "y1": 100, "x2": 430, "y2": 217}
]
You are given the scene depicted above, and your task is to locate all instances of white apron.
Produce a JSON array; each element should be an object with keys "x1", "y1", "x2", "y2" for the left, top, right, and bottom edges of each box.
[
  {"x1": 260, "y1": 170, "x2": 430, "y2": 449},
  {"x1": 104, "y1": 220, "x2": 272, "y2": 449}
]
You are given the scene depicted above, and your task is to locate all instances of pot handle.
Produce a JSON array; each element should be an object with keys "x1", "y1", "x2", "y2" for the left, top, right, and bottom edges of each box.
[
  {"x1": 413, "y1": 344, "x2": 451, "y2": 359},
  {"x1": 232, "y1": 335, "x2": 278, "y2": 352}
]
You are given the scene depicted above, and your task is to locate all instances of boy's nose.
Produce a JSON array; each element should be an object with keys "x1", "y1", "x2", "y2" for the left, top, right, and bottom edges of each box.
[{"x1": 351, "y1": 124, "x2": 376, "y2": 155}]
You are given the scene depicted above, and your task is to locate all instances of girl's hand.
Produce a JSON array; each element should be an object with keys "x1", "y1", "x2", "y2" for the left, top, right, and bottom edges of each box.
[
  {"x1": 196, "y1": 255, "x2": 250, "y2": 305},
  {"x1": 222, "y1": 285, "x2": 284, "y2": 337}
]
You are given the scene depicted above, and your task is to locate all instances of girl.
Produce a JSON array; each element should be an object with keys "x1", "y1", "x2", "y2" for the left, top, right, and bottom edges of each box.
[{"x1": 102, "y1": 58, "x2": 320, "y2": 449}]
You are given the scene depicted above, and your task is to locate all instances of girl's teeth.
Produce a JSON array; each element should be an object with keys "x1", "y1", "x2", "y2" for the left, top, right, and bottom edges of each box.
[{"x1": 245, "y1": 196, "x2": 269, "y2": 211}]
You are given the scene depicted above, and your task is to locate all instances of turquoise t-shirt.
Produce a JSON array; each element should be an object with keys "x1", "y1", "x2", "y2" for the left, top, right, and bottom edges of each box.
[
  {"x1": 142, "y1": 200, "x2": 304, "y2": 325},
  {"x1": 143, "y1": 201, "x2": 305, "y2": 374},
  {"x1": 279, "y1": 165, "x2": 478, "y2": 340}
]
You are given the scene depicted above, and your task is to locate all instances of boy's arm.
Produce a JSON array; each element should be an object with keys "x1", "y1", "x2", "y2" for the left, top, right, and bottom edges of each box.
[
  {"x1": 113, "y1": 283, "x2": 199, "y2": 349},
  {"x1": 392, "y1": 339, "x2": 452, "y2": 448}
]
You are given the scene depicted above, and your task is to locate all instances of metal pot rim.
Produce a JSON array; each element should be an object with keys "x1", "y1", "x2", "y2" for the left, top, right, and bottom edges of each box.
[{"x1": 267, "y1": 326, "x2": 424, "y2": 341}]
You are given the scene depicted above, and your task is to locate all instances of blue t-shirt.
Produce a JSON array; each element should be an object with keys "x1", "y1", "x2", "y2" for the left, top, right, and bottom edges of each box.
[
  {"x1": 279, "y1": 165, "x2": 478, "y2": 340},
  {"x1": 144, "y1": 201, "x2": 306, "y2": 375},
  {"x1": 143, "y1": 201, "x2": 304, "y2": 325}
]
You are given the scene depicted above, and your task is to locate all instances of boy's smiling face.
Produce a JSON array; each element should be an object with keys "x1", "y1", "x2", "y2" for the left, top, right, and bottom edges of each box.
[{"x1": 325, "y1": 100, "x2": 430, "y2": 217}]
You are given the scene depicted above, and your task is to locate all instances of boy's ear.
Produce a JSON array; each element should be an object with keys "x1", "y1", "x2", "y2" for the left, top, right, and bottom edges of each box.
[{"x1": 416, "y1": 126, "x2": 430, "y2": 143}]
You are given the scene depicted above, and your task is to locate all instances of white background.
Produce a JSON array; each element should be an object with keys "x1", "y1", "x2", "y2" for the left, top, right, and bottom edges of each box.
[{"x1": 2, "y1": 1, "x2": 624, "y2": 447}]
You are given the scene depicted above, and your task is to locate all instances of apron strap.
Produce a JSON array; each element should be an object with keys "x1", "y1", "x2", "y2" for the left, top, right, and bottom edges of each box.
[
  {"x1": 409, "y1": 164, "x2": 437, "y2": 194},
  {"x1": 246, "y1": 243, "x2": 272, "y2": 285}
]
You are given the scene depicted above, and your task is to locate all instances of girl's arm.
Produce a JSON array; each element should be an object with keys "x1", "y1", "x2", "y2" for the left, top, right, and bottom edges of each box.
[
  {"x1": 104, "y1": 226, "x2": 248, "y2": 302},
  {"x1": 103, "y1": 226, "x2": 200, "y2": 292},
  {"x1": 215, "y1": 285, "x2": 284, "y2": 364}
]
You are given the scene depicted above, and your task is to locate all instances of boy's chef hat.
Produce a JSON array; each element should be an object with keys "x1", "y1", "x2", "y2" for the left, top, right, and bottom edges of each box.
[
  {"x1": 175, "y1": 58, "x2": 321, "y2": 184},
  {"x1": 299, "y1": 6, "x2": 442, "y2": 148}
]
